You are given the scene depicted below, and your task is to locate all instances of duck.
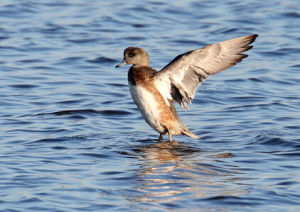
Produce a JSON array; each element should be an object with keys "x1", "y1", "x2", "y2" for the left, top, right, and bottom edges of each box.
[{"x1": 116, "y1": 34, "x2": 258, "y2": 142}]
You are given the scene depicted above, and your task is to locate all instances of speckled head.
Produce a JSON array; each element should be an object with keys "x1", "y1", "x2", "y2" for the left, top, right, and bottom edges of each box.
[{"x1": 116, "y1": 47, "x2": 150, "y2": 68}]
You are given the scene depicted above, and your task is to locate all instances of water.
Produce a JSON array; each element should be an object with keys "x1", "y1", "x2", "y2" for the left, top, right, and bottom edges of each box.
[{"x1": 1, "y1": 0, "x2": 300, "y2": 211}]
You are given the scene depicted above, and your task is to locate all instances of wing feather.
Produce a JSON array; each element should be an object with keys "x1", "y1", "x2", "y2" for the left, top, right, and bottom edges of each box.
[{"x1": 154, "y1": 34, "x2": 258, "y2": 110}]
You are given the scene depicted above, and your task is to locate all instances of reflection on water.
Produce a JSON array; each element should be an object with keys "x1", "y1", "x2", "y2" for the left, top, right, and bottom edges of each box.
[
  {"x1": 131, "y1": 142, "x2": 246, "y2": 205},
  {"x1": 140, "y1": 141, "x2": 199, "y2": 163}
]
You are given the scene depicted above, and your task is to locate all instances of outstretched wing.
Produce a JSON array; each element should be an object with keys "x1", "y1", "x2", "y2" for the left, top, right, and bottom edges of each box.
[{"x1": 154, "y1": 34, "x2": 258, "y2": 110}]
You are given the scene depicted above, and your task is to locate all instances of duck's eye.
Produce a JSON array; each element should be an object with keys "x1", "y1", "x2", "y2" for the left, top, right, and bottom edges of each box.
[{"x1": 128, "y1": 52, "x2": 135, "y2": 57}]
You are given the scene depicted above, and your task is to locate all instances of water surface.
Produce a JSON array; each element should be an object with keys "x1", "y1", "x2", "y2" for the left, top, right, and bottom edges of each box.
[{"x1": 1, "y1": 0, "x2": 300, "y2": 211}]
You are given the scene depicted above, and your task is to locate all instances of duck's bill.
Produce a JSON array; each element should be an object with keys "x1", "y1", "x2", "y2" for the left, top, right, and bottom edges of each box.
[{"x1": 115, "y1": 60, "x2": 127, "y2": 68}]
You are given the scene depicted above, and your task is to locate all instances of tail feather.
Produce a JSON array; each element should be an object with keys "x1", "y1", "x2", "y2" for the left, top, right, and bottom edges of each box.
[
  {"x1": 182, "y1": 129, "x2": 199, "y2": 139},
  {"x1": 167, "y1": 100, "x2": 199, "y2": 139}
]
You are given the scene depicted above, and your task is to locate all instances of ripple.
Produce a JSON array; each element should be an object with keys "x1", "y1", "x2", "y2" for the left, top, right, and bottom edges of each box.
[
  {"x1": 202, "y1": 195, "x2": 264, "y2": 205},
  {"x1": 86, "y1": 56, "x2": 118, "y2": 64},
  {"x1": 123, "y1": 36, "x2": 146, "y2": 41},
  {"x1": 171, "y1": 39, "x2": 207, "y2": 46},
  {"x1": 80, "y1": 153, "x2": 110, "y2": 159},
  {"x1": 277, "y1": 181, "x2": 299, "y2": 186},
  {"x1": 0, "y1": 36, "x2": 9, "y2": 40},
  {"x1": 59, "y1": 56, "x2": 84, "y2": 63},
  {"x1": 131, "y1": 23, "x2": 148, "y2": 28},
  {"x1": 69, "y1": 115, "x2": 86, "y2": 120},
  {"x1": 35, "y1": 109, "x2": 97, "y2": 116},
  {"x1": 66, "y1": 38, "x2": 100, "y2": 44},
  {"x1": 17, "y1": 59, "x2": 45, "y2": 64},
  {"x1": 39, "y1": 23, "x2": 65, "y2": 33},
  {"x1": 9, "y1": 84, "x2": 39, "y2": 89},
  {"x1": 254, "y1": 134, "x2": 293, "y2": 147},
  {"x1": 290, "y1": 64, "x2": 300, "y2": 68},
  {"x1": 278, "y1": 47, "x2": 300, "y2": 55},
  {"x1": 98, "y1": 109, "x2": 132, "y2": 115},
  {"x1": 283, "y1": 12, "x2": 300, "y2": 18},
  {"x1": 36, "y1": 109, "x2": 132, "y2": 116},
  {"x1": 276, "y1": 150, "x2": 300, "y2": 157},
  {"x1": 259, "y1": 50, "x2": 286, "y2": 57},
  {"x1": 56, "y1": 99, "x2": 83, "y2": 105},
  {"x1": 31, "y1": 135, "x2": 86, "y2": 144}
]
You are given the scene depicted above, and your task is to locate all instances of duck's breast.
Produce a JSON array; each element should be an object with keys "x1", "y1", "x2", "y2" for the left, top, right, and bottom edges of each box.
[{"x1": 128, "y1": 83, "x2": 166, "y2": 133}]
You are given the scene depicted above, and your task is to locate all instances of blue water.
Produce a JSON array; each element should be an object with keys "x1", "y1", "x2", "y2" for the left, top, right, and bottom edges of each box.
[{"x1": 1, "y1": 0, "x2": 300, "y2": 211}]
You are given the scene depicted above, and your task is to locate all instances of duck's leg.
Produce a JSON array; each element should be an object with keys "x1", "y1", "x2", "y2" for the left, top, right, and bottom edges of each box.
[
  {"x1": 158, "y1": 134, "x2": 163, "y2": 142},
  {"x1": 168, "y1": 132, "x2": 173, "y2": 142}
]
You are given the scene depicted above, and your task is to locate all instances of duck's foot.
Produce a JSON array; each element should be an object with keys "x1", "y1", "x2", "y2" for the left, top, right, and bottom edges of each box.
[
  {"x1": 158, "y1": 134, "x2": 163, "y2": 142},
  {"x1": 158, "y1": 133, "x2": 176, "y2": 143},
  {"x1": 168, "y1": 132, "x2": 173, "y2": 142}
]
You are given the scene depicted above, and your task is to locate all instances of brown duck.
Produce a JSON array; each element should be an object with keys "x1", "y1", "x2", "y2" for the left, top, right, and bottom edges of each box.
[{"x1": 116, "y1": 34, "x2": 258, "y2": 142}]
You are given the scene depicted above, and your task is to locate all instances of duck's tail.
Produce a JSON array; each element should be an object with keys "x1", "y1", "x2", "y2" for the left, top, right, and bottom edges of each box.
[{"x1": 181, "y1": 129, "x2": 199, "y2": 139}]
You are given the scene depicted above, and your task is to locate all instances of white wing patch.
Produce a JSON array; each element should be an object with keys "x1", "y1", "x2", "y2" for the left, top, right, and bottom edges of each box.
[{"x1": 154, "y1": 78, "x2": 172, "y2": 107}]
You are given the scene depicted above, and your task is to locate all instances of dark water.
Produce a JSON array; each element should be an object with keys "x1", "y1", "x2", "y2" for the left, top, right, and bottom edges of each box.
[{"x1": 1, "y1": 0, "x2": 300, "y2": 211}]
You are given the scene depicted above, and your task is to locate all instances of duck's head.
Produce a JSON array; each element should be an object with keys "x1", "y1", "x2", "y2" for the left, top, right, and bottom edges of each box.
[{"x1": 116, "y1": 47, "x2": 150, "y2": 68}]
